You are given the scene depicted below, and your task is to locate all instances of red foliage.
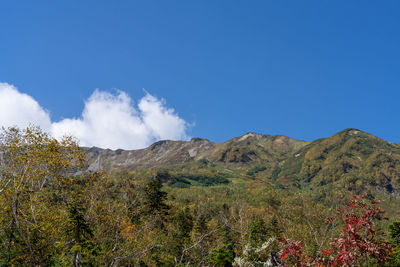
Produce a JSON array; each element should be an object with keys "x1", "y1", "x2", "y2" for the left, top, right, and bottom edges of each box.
[
  {"x1": 279, "y1": 195, "x2": 393, "y2": 266},
  {"x1": 279, "y1": 238, "x2": 310, "y2": 267}
]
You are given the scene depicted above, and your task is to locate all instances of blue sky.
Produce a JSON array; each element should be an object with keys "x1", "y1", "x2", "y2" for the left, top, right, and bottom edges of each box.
[{"x1": 1, "y1": 1, "x2": 400, "y2": 148}]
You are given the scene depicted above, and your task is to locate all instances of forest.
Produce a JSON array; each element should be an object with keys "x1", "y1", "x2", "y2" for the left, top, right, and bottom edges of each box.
[{"x1": 0, "y1": 126, "x2": 399, "y2": 266}]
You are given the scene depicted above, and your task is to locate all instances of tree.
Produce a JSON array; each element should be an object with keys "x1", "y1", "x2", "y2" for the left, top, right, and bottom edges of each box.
[
  {"x1": 143, "y1": 176, "x2": 169, "y2": 215},
  {"x1": 0, "y1": 126, "x2": 84, "y2": 265},
  {"x1": 193, "y1": 214, "x2": 211, "y2": 263},
  {"x1": 389, "y1": 221, "x2": 400, "y2": 265},
  {"x1": 170, "y1": 207, "x2": 193, "y2": 261},
  {"x1": 139, "y1": 176, "x2": 170, "y2": 265},
  {"x1": 63, "y1": 198, "x2": 98, "y2": 266},
  {"x1": 320, "y1": 195, "x2": 393, "y2": 266},
  {"x1": 209, "y1": 243, "x2": 235, "y2": 267},
  {"x1": 249, "y1": 216, "x2": 269, "y2": 244},
  {"x1": 279, "y1": 195, "x2": 394, "y2": 266}
]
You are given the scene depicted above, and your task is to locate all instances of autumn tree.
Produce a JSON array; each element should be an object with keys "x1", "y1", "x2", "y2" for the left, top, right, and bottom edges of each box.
[
  {"x1": 279, "y1": 195, "x2": 394, "y2": 266},
  {"x1": 320, "y1": 195, "x2": 393, "y2": 266},
  {"x1": 0, "y1": 126, "x2": 84, "y2": 265}
]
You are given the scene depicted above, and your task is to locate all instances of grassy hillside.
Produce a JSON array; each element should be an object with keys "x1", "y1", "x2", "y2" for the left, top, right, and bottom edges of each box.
[{"x1": 277, "y1": 129, "x2": 400, "y2": 195}]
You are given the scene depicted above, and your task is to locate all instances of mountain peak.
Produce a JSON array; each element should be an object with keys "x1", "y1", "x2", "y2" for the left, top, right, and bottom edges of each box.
[
  {"x1": 238, "y1": 132, "x2": 265, "y2": 141},
  {"x1": 338, "y1": 128, "x2": 366, "y2": 136}
]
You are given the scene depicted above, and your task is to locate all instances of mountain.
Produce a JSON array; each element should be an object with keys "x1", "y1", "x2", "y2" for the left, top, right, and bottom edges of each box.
[
  {"x1": 83, "y1": 133, "x2": 308, "y2": 171},
  {"x1": 83, "y1": 129, "x2": 400, "y2": 195},
  {"x1": 276, "y1": 128, "x2": 400, "y2": 195}
]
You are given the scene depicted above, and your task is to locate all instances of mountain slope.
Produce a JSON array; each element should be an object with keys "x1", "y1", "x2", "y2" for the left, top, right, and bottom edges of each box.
[
  {"x1": 83, "y1": 133, "x2": 308, "y2": 172},
  {"x1": 84, "y1": 129, "x2": 400, "y2": 195},
  {"x1": 277, "y1": 129, "x2": 400, "y2": 194}
]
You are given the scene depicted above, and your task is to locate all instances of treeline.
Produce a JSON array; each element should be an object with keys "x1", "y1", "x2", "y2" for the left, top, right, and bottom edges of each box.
[{"x1": 0, "y1": 127, "x2": 399, "y2": 266}]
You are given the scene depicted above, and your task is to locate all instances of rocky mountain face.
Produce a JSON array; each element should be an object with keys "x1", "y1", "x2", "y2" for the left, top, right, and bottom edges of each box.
[
  {"x1": 83, "y1": 137, "x2": 215, "y2": 171},
  {"x1": 83, "y1": 129, "x2": 400, "y2": 194},
  {"x1": 83, "y1": 132, "x2": 308, "y2": 171}
]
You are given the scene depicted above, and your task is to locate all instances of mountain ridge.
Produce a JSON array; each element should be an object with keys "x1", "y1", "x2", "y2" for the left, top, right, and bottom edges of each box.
[
  {"x1": 82, "y1": 128, "x2": 400, "y2": 195},
  {"x1": 83, "y1": 132, "x2": 308, "y2": 171}
]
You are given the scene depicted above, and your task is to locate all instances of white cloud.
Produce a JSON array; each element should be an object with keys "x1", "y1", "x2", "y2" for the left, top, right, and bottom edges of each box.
[
  {"x1": 0, "y1": 83, "x2": 189, "y2": 149},
  {"x1": 0, "y1": 83, "x2": 52, "y2": 131},
  {"x1": 139, "y1": 93, "x2": 188, "y2": 141}
]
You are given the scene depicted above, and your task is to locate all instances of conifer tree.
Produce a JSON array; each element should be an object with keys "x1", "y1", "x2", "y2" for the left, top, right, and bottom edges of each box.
[
  {"x1": 64, "y1": 199, "x2": 97, "y2": 267},
  {"x1": 389, "y1": 221, "x2": 400, "y2": 265},
  {"x1": 143, "y1": 177, "x2": 169, "y2": 215},
  {"x1": 249, "y1": 216, "x2": 269, "y2": 244},
  {"x1": 170, "y1": 207, "x2": 193, "y2": 261}
]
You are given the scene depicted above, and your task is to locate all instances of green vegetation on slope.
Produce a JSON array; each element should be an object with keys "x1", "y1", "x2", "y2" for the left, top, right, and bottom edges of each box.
[{"x1": 278, "y1": 128, "x2": 400, "y2": 196}]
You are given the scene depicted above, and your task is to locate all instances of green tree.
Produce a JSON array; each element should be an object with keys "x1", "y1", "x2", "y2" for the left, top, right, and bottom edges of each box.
[
  {"x1": 170, "y1": 207, "x2": 194, "y2": 262},
  {"x1": 140, "y1": 176, "x2": 170, "y2": 265},
  {"x1": 389, "y1": 221, "x2": 400, "y2": 266},
  {"x1": 143, "y1": 177, "x2": 169, "y2": 215},
  {"x1": 249, "y1": 216, "x2": 268, "y2": 244},
  {"x1": 209, "y1": 243, "x2": 235, "y2": 266},
  {"x1": 193, "y1": 214, "x2": 210, "y2": 262},
  {"x1": 64, "y1": 199, "x2": 98, "y2": 266}
]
